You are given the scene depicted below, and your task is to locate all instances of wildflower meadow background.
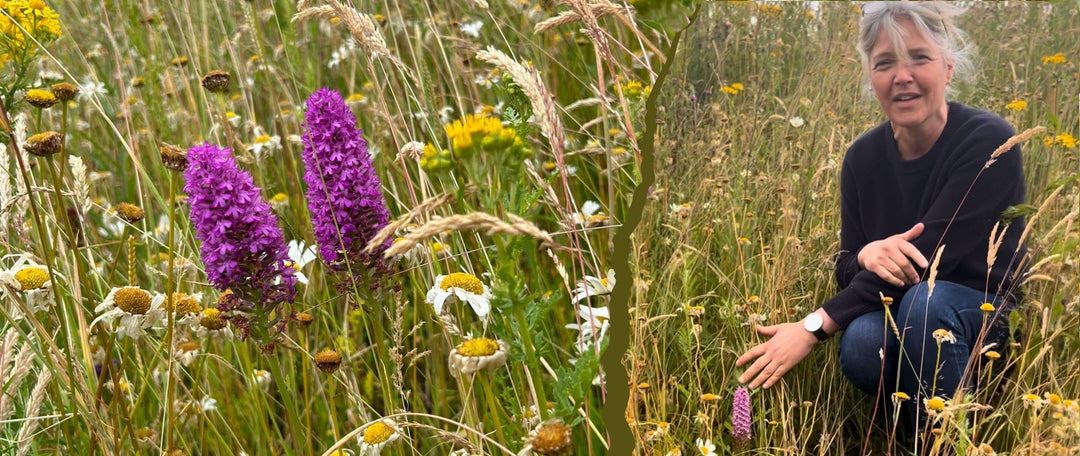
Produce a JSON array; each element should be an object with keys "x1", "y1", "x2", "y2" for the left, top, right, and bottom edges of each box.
[
  {"x1": 0, "y1": 0, "x2": 685, "y2": 454},
  {"x1": 629, "y1": 2, "x2": 1078, "y2": 456}
]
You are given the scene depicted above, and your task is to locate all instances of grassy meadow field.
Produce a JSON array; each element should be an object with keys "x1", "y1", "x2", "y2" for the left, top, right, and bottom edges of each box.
[
  {"x1": 629, "y1": 2, "x2": 1078, "y2": 456},
  {"x1": 0, "y1": 0, "x2": 693, "y2": 454}
]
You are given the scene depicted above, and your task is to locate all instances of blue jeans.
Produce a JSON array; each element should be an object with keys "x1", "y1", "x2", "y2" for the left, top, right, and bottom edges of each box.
[{"x1": 838, "y1": 281, "x2": 1012, "y2": 431}]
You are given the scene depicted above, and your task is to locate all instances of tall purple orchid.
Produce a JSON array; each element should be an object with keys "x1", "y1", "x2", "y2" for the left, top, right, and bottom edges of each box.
[
  {"x1": 301, "y1": 88, "x2": 390, "y2": 274},
  {"x1": 183, "y1": 143, "x2": 296, "y2": 327},
  {"x1": 733, "y1": 386, "x2": 752, "y2": 444}
]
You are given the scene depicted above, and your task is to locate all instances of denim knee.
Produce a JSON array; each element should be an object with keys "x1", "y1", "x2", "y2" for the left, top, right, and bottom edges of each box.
[{"x1": 839, "y1": 311, "x2": 893, "y2": 395}]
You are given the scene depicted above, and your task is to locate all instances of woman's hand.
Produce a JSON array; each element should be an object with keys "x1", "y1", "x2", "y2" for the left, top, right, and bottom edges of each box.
[
  {"x1": 856, "y1": 222, "x2": 930, "y2": 287},
  {"x1": 736, "y1": 322, "x2": 818, "y2": 389}
]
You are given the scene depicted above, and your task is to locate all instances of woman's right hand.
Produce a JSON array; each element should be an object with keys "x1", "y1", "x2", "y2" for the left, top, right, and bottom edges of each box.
[{"x1": 856, "y1": 223, "x2": 930, "y2": 287}]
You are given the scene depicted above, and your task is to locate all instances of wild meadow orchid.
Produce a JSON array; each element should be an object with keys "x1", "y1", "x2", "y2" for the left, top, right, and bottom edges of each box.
[
  {"x1": 183, "y1": 143, "x2": 296, "y2": 340},
  {"x1": 300, "y1": 88, "x2": 391, "y2": 287}
]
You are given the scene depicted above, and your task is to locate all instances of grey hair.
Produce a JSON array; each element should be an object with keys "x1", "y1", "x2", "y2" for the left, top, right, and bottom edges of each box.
[{"x1": 856, "y1": 2, "x2": 976, "y2": 97}]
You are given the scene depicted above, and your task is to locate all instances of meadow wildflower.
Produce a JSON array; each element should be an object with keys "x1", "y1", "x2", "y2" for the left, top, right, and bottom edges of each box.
[
  {"x1": 170, "y1": 56, "x2": 189, "y2": 66},
  {"x1": 695, "y1": 438, "x2": 717, "y2": 456},
  {"x1": 183, "y1": 143, "x2": 296, "y2": 312},
  {"x1": 173, "y1": 340, "x2": 200, "y2": 366},
  {"x1": 159, "y1": 144, "x2": 188, "y2": 171},
  {"x1": 314, "y1": 349, "x2": 343, "y2": 373},
  {"x1": 732, "y1": 387, "x2": 751, "y2": 443},
  {"x1": 92, "y1": 287, "x2": 166, "y2": 339},
  {"x1": 295, "y1": 312, "x2": 314, "y2": 328},
  {"x1": 789, "y1": 116, "x2": 805, "y2": 127},
  {"x1": 248, "y1": 133, "x2": 281, "y2": 161},
  {"x1": 981, "y1": 302, "x2": 995, "y2": 312},
  {"x1": 925, "y1": 396, "x2": 947, "y2": 412},
  {"x1": 426, "y1": 272, "x2": 494, "y2": 322},
  {"x1": 164, "y1": 292, "x2": 203, "y2": 331},
  {"x1": 528, "y1": 421, "x2": 572, "y2": 455},
  {"x1": 720, "y1": 83, "x2": 743, "y2": 95},
  {"x1": 448, "y1": 337, "x2": 508, "y2": 376},
  {"x1": 570, "y1": 269, "x2": 615, "y2": 305},
  {"x1": 566, "y1": 304, "x2": 610, "y2": 352},
  {"x1": 194, "y1": 307, "x2": 234, "y2": 339},
  {"x1": 0, "y1": 0, "x2": 62, "y2": 66},
  {"x1": 932, "y1": 329, "x2": 957, "y2": 344},
  {"x1": 251, "y1": 369, "x2": 272, "y2": 390},
  {"x1": 0, "y1": 255, "x2": 54, "y2": 317},
  {"x1": 286, "y1": 240, "x2": 317, "y2": 285},
  {"x1": 200, "y1": 70, "x2": 230, "y2": 93},
  {"x1": 1041, "y1": 52, "x2": 1066, "y2": 65},
  {"x1": 892, "y1": 392, "x2": 911, "y2": 402},
  {"x1": 50, "y1": 81, "x2": 78, "y2": 101},
  {"x1": 359, "y1": 419, "x2": 401, "y2": 455},
  {"x1": 301, "y1": 88, "x2": 391, "y2": 271},
  {"x1": 1005, "y1": 100, "x2": 1027, "y2": 111},
  {"x1": 984, "y1": 350, "x2": 1001, "y2": 360},
  {"x1": 24, "y1": 131, "x2": 61, "y2": 156},
  {"x1": 25, "y1": 88, "x2": 57, "y2": 108},
  {"x1": 113, "y1": 202, "x2": 145, "y2": 223},
  {"x1": 701, "y1": 393, "x2": 720, "y2": 402},
  {"x1": 1054, "y1": 132, "x2": 1077, "y2": 148}
]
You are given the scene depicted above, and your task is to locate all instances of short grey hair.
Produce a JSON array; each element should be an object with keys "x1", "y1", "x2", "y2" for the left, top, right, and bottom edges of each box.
[{"x1": 857, "y1": 2, "x2": 975, "y2": 96}]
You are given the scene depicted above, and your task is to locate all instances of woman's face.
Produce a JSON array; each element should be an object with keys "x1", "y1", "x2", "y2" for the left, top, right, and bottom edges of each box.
[{"x1": 869, "y1": 19, "x2": 954, "y2": 130}]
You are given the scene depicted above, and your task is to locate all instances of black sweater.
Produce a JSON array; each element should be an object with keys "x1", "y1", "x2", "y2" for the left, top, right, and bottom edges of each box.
[{"x1": 823, "y1": 102, "x2": 1028, "y2": 330}]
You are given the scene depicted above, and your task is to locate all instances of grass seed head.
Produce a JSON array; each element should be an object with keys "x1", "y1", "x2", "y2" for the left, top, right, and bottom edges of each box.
[
  {"x1": 25, "y1": 131, "x2": 62, "y2": 157},
  {"x1": 314, "y1": 349, "x2": 343, "y2": 373}
]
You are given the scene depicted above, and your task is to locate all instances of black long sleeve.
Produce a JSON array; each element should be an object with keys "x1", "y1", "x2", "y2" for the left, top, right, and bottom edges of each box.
[{"x1": 823, "y1": 103, "x2": 1028, "y2": 330}]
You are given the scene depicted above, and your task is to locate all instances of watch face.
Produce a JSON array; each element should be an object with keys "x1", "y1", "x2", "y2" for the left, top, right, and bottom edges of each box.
[{"x1": 804, "y1": 313, "x2": 823, "y2": 332}]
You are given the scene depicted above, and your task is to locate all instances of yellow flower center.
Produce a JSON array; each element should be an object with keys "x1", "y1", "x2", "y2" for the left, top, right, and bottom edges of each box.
[
  {"x1": 892, "y1": 392, "x2": 910, "y2": 401},
  {"x1": 114, "y1": 202, "x2": 145, "y2": 223},
  {"x1": 254, "y1": 134, "x2": 271, "y2": 144},
  {"x1": 115, "y1": 287, "x2": 152, "y2": 314},
  {"x1": 1023, "y1": 393, "x2": 1041, "y2": 402},
  {"x1": 346, "y1": 93, "x2": 365, "y2": 103},
  {"x1": 14, "y1": 267, "x2": 48, "y2": 290},
  {"x1": 440, "y1": 273, "x2": 484, "y2": 295},
  {"x1": 457, "y1": 338, "x2": 499, "y2": 357},
  {"x1": 363, "y1": 421, "x2": 394, "y2": 444},
  {"x1": 531, "y1": 422, "x2": 572, "y2": 454},
  {"x1": 166, "y1": 292, "x2": 201, "y2": 316},
  {"x1": 926, "y1": 397, "x2": 946, "y2": 411},
  {"x1": 980, "y1": 303, "x2": 995, "y2": 312},
  {"x1": 270, "y1": 193, "x2": 288, "y2": 204},
  {"x1": 200, "y1": 308, "x2": 227, "y2": 330},
  {"x1": 176, "y1": 341, "x2": 199, "y2": 353}
]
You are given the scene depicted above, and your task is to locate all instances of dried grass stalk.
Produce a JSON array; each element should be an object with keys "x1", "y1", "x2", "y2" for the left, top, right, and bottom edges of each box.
[
  {"x1": 365, "y1": 193, "x2": 455, "y2": 253},
  {"x1": 0, "y1": 342, "x2": 34, "y2": 421},
  {"x1": 15, "y1": 368, "x2": 51, "y2": 456},
  {"x1": 534, "y1": 3, "x2": 627, "y2": 34},
  {"x1": 926, "y1": 244, "x2": 946, "y2": 298},
  {"x1": 382, "y1": 212, "x2": 556, "y2": 258},
  {"x1": 475, "y1": 47, "x2": 564, "y2": 156},
  {"x1": 984, "y1": 126, "x2": 1046, "y2": 168},
  {"x1": 1015, "y1": 184, "x2": 1064, "y2": 254}
]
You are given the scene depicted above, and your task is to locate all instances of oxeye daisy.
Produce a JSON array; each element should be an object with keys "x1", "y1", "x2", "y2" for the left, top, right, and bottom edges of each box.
[
  {"x1": 247, "y1": 131, "x2": 281, "y2": 161},
  {"x1": 426, "y1": 272, "x2": 494, "y2": 322},
  {"x1": 251, "y1": 369, "x2": 272, "y2": 390},
  {"x1": 565, "y1": 304, "x2": 610, "y2": 353},
  {"x1": 173, "y1": 339, "x2": 201, "y2": 366},
  {"x1": 164, "y1": 292, "x2": 203, "y2": 331},
  {"x1": 571, "y1": 269, "x2": 615, "y2": 305},
  {"x1": 286, "y1": 240, "x2": 317, "y2": 286},
  {"x1": 448, "y1": 337, "x2": 508, "y2": 377},
  {"x1": 695, "y1": 438, "x2": 717, "y2": 456},
  {"x1": 358, "y1": 419, "x2": 401, "y2": 455},
  {"x1": 194, "y1": 307, "x2": 234, "y2": 339},
  {"x1": 92, "y1": 287, "x2": 166, "y2": 339},
  {"x1": 0, "y1": 254, "x2": 56, "y2": 318},
  {"x1": 527, "y1": 420, "x2": 572, "y2": 456}
]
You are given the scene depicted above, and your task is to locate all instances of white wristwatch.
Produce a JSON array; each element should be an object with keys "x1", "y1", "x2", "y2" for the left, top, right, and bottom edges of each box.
[{"x1": 803, "y1": 312, "x2": 829, "y2": 342}]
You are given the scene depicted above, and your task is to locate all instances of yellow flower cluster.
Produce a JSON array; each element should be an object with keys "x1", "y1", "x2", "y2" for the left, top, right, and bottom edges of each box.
[
  {"x1": 621, "y1": 80, "x2": 651, "y2": 99},
  {"x1": 1041, "y1": 52, "x2": 1066, "y2": 65},
  {"x1": 720, "y1": 83, "x2": 744, "y2": 95},
  {"x1": 421, "y1": 113, "x2": 532, "y2": 172},
  {"x1": 1004, "y1": 100, "x2": 1027, "y2": 112},
  {"x1": 0, "y1": 0, "x2": 62, "y2": 68},
  {"x1": 1054, "y1": 132, "x2": 1077, "y2": 149}
]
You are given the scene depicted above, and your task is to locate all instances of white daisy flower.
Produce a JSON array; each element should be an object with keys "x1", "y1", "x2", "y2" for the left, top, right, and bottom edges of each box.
[
  {"x1": 460, "y1": 19, "x2": 483, "y2": 38},
  {"x1": 566, "y1": 305, "x2": 610, "y2": 353},
  {"x1": 571, "y1": 200, "x2": 602, "y2": 227},
  {"x1": 164, "y1": 292, "x2": 204, "y2": 332},
  {"x1": 426, "y1": 273, "x2": 494, "y2": 322},
  {"x1": 0, "y1": 254, "x2": 55, "y2": 319},
  {"x1": 448, "y1": 337, "x2": 508, "y2": 377},
  {"x1": 696, "y1": 438, "x2": 717, "y2": 456},
  {"x1": 358, "y1": 418, "x2": 401, "y2": 455},
  {"x1": 286, "y1": 240, "x2": 317, "y2": 285},
  {"x1": 194, "y1": 307, "x2": 234, "y2": 340},
  {"x1": 173, "y1": 339, "x2": 201, "y2": 367},
  {"x1": 248, "y1": 132, "x2": 281, "y2": 162},
  {"x1": 571, "y1": 269, "x2": 615, "y2": 305},
  {"x1": 104, "y1": 378, "x2": 136, "y2": 401},
  {"x1": 789, "y1": 116, "x2": 805, "y2": 128},
  {"x1": 251, "y1": 369, "x2": 272, "y2": 390},
  {"x1": 92, "y1": 287, "x2": 166, "y2": 339}
]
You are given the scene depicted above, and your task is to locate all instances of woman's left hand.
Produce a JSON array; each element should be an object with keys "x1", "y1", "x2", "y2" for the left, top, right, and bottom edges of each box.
[{"x1": 736, "y1": 322, "x2": 819, "y2": 389}]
